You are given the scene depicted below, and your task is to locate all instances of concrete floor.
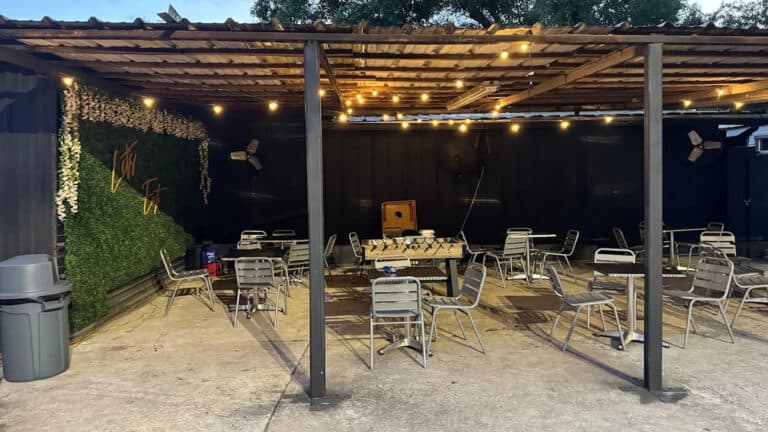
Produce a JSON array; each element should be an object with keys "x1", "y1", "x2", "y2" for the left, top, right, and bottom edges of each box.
[{"x1": 2, "y1": 263, "x2": 768, "y2": 431}]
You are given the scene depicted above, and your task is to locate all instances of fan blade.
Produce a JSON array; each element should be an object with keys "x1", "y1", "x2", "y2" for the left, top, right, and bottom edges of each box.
[
  {"x1": 246, "y1": 139, "x2": 260, "y2": 154},
  {"x1": 688, "y1": 147, "x2": 704, "y2": 162},
  {"x1": 248, "y1": 155, "x2": 263, "y2": 171},
  {"x1": 688, "y1": 130, "x2": 703, "y2": 146},
  {"x1": 230, "y1": 151, "x2": 247, "y2": 161},
  {"x1": 703, "y1": 140, "x2": 722, "y2": 150}
]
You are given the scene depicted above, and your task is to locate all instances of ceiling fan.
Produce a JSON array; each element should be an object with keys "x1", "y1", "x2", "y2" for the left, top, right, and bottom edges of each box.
[
  {"x1": 230, "y1": 139, "x2": 262, "y2": 170},
  {"x1": 687, "y1": 130, "x2": 722, "y2": 163}
]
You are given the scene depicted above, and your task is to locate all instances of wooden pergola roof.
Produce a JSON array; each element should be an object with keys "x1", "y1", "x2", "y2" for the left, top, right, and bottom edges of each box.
[{"x1": 2, "y1": 17, "x2": 768, "y2": 115}]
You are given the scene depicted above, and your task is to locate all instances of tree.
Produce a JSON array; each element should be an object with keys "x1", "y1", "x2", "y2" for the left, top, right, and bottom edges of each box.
[
  {"x1": 448, "y1": 0, "x2": 535, "y2": 27},
  {"x1": 710, "y1": 0, "x2": 768, "y2": 27},
  {"x1": 250, "y1": 0, "x2": 319, "y2": 24},
  {"x1": 677, "y1": 1, "x2": 707, "y2": 25},
  {"x1": 529, "y1": 0, "x2": 602, "y2": 25},
  {"x1": 596, "y1": 0, "x2": 687, "y2": 25}
]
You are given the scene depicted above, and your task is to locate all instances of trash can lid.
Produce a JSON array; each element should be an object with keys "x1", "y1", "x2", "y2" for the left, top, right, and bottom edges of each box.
[{"x1": 0, "y1": 254, "x2": 71, "y2": 300}]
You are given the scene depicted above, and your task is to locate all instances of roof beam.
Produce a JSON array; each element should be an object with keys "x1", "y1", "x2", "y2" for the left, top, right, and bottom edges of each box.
[
  {"x1": 673, "y1": 79, "x2": 768, "y2": 104},
  {"x1": 447, "y1": 85, "x2": 499, "y2": 111},
  {"x1": 0, "y1": 45, "x2": 130, "y2": 95},
  {"x1": 484, "y1": 45, "x2": 644, "y2": 110},
  {"x1": 6, "y1": 29, "x2": 768, "y2": 45},
  {"x1": 318, "y1": 44, "x2": 344, "y2": 108}
]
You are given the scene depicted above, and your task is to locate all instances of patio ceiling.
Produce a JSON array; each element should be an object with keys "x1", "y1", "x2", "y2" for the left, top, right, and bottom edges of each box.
[{"x1": 2, "y1": 17, "x2": 768, "y2": 114}]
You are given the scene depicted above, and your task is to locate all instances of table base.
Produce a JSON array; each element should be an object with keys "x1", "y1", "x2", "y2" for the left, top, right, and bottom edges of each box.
[
  {"x1": 378, "y1": 336, "x2": 423, "y2": 355},
  {"x1": 595, "y1": 330, "x2": 670, "y2": 350}
]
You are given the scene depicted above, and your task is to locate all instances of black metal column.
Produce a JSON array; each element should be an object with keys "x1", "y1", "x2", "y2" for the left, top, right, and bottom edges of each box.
[
  {"x1": 304, "y1": 40, "x2": 326, "y2": 398},
  {"x1": 643, "y1": 43, "x2": 664, "y2": 392}
]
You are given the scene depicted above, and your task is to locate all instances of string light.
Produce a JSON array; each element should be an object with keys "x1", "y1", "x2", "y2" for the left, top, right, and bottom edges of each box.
[
  {"x1": 356, "y1": 93, "x2": 365, "y2": 104},
  {"x1": 500, "y1": 50, "x2": 510, "y2": 60},
  {"x1": 491, "y1": 109, "x2": 499, "y2": 118},
  {"x1": 716, "y1": 89, "x2": 725, "y2": 98},
  {"x1": 396, "y1": 113, "x2": 404, "y2": 120},
  {"x1": 420, "y1": 93, "x2": 430, "y2": 102},
  {"x1": 401, "y1": 121, "x2": 410, "y2": 129},
  {"x1": 345, "y1": 99, "x2": 353, "y2": 107},
  {"x1": 382, "y1": 113, "x2": 390, "y2": 121},
  {"x1": 347, "y1": 107, "x2": 353, "y2": 114},
  {"x1": 372, "y1": 90, "x2": 379, "y2": 97},
  {"x1": 318, "y1": 89, "x2": 326, "y2": 97},
  {"x1": 682, "y1": 99, "x2": 693, "y2": 108},
  {"x1": 416, "y1": 118, "x2": 423, "y2": 123},
  {"x1": 559, "y1": 120, "x2": 570, "y2": 130},
  {"x1": 459, "y1": 124, "x2": 468, "y2": 133},
  {"x1": 142, "y1": 97, "x2": 156, "y2": 109},
  {"x1": 464, "y1": 118, "x2": 471, "y2": 124},
  {"x1": 268, "y1": 101, "x2": 279, "y2": 112},
  {"x1": 734, "y1": 101, "x2": 744, "y2": 110},
  {"x1": 455, "y1": 79, "x2": 464, "y2": 89},
  {"x1": 212, "y1": 104, "x2": 224, "y2": 116},
  {"x1": 510, "y1": 123, "x2": 521, "y2": 134},
  {"x1": 604, "y1": 115, "x2": 614, "y2": 124},
  {"x1": 61, "y1": 76, "x2": 75, "y2": 87},
  {"x1": 521, "y1": 42, "x2": 530, "y2": 52},
  {"x1": 432, "y1": 119, "x2": 439, "y2": 127},
  {"x1": 392, "y1": 95, "x2": 400, "y2": 103},
  {"x1": 338, "y1": 113, "x2": 348, "y2": 123},
  {"x1": 448, "y1": 119, "x2": 455, "y2": 126}
]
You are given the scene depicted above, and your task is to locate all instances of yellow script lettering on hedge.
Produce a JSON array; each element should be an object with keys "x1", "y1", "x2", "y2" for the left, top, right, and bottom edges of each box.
[
  {"x1": 110, "y1": 140, "x2": 137, "y2": 193},
  {"x1": 142, "y1": 178, "x2": 167, "y2": 215}
]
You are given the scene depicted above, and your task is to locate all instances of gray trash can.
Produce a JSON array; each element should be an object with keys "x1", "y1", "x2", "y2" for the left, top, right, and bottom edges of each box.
[{"x1": 0, "y1": 254, "x2": 71, "y2": 382}]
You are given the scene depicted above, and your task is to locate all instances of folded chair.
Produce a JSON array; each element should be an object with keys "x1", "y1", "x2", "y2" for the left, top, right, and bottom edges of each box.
[{"x1": 160, "y1": 248, "x2": 215, "y2": 314}]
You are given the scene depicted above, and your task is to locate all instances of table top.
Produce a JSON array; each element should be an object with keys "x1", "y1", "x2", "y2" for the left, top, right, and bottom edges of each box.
[
  {"x1": 368, "y1": 266, "x2": 447, "y2": 282},
  {"x1": 586, "y1": 262, "x2": 685, "y2": 278},
  {"x1": 663, "y1": 227, "x2": 706, "y2": 233}
]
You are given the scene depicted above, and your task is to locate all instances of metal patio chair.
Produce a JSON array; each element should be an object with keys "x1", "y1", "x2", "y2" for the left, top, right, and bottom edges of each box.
[
  {"x1": 730, "y1": 273, "x2": 768, "y2": 329},
  {"x1": 423, "y1": 263, "x2": 488, "y2": 354},
  {"x1": 237, "y1": 230, "x2": 267, "y2": 250},
  {"x1": 324, "y1": 233, "x2": 337, "y2": 275},
  {"x1": 349, "y1": 232, "x2": 365, "y2": 274},
  {"x1": 283, "y1": 240, "x2": 309, "y2": 286},
  {"x1": 612, "y1": 227, "x2": 644, "y2": 257},
  {"x1": 547, "y1": 265, "x2": 623, "y2": 351},
  {"x1": 695, "y1": 231, "x2": 761, "y2": 276},
  {"x1": 586, "y1": 248, "x2": 636, "y2": 329},
  {"x1": 485, "y1": 232, "x2": 528, "y2": 288},
  {"x1": 232, "y1": 257, "x2": 285, "y2": 327},
  {"x1": 160, "y1": 248, "x2": 215, "y2": 314},
  {"x1": 458, "y1": 231, "x2": 486, "y2": 264},
  {"x1": 706, "y1": 221, "x2": 725, "y2": 233},
  {"x1": 369, "y1": 276, "x2": 427, "y2": 369},
  {"x1": 663, "y1": 256, "x2": 735, "y2": 349},
  {"x1": 537, "y1": 229, "x2": 580, "y2": 276}
]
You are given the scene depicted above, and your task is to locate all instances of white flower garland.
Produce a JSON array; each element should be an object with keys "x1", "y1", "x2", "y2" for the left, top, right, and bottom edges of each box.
[{"x1": 57, "y1": 84, "x2": 212, "y2": 220}]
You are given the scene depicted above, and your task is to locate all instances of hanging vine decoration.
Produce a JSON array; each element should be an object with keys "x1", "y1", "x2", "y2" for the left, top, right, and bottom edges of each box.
[{"x1": 56, "y1": 84, "x2": 212, "y2": 220}]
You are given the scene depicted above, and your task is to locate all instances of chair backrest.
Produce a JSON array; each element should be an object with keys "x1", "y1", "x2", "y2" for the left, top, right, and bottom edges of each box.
[
  {"x1": 501, "y1": 233, "x2": 528, "y2": 258},
  {"x1": 458, "y1": 231, "x2": 474, "y2": 254},
  {"x1": 349, "y1": 232, "x2": 363, "y2": 258},
  {"x1": 545, "y1": 265, "x2": 568, "y2": 301},
  {"x1": 371, "y1": 276, "x2": 422, "y2": 316},
  {"x1": 324, "y1": 234, "x2": 337, "y2": 258},
  {"x1": 562, "y1": 229, "x2": 580, "y2": 255},
  {"x1": 374, "y1": 255, "x2": 412, "y2": 270},
  {"x1": 507, "y1": 227, "x2": 533, "y2": 234},
  {"x1": 459, "y1": 263, "x2": 487, "y2": 307},
  {"x1": 594, "y1": 248, "x2": 636, "y2": 264},
  {"x1": 234, "y1": 257, "x2": 275, "y2": 289},
  {"x1": 692, "y1": 256, "x2": 733, "y2": 299},
  {"x1": 238, "y1": 230, "x2": 266, "y2": 250},
  {"x1": 285, "y1": 240, "x2": 310, "y2": 270},
  {"x1": 612, "y1": 227, "x2": 630, "y2": 249},
  {"x1": 706, "y1": 222, "x2": 725, "y2": 233},
  {"x1": 159, "y1": 248, "x2": 177, "y2": 279},
  {"x1": 700, "y1": 231, "x2": 737, "y2": 256}
]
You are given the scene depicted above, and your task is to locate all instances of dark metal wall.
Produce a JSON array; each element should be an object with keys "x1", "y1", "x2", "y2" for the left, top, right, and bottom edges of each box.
[
  {"x1": 207, "y1": 114, "x2": 728, "y2": 248},
  {"x1": 0, "y1": 63, "x2": 58, "y2": 261}
]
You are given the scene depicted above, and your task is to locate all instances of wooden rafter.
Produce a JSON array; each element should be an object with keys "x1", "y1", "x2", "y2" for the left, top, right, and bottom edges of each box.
[
  {"x1": 318, "y1": 44, "x2": 344, "y2": 109},
  {"x1": 483, "y1": 45, "x2": 644, "y2": 111}
]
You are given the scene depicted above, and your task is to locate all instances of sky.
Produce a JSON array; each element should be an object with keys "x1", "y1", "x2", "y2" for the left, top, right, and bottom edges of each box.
[{"x1": 1, "y1": 0, "x2": 726, "y2": 23}]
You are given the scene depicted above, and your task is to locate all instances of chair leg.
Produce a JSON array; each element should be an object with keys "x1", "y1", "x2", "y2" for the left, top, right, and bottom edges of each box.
[
  {"x1": 369, "y1": 317, "x2": 374, "y2": 370},
  {"x1": 550, "y1": 304, "x2": 565, "y2": 341},
  {"x1": 493, "y1": 256, "x2": 505, "y2": 288},
  {"x1": 453, "y1": 310, "x2": 467, "y2": 339},
  {"x1": 419, "y1": 318, "x2": 428, "y2": 368},
  {"x1": 466, "y1": 310, "x2": 485, "y2": 353},
  {"x1": 166, "y1": 280, "x2": 181, "y2": 315},
  {"x1": 683, "y1": 302, "x2": 694, "y2": 349},
  {"x1": 586, "y1": 305, "x2": 591, "y2": 329},
  {"x1": 731, "y1": 291, "x2": 749, "y2": 329},
  {"x1": 598, "y1": 304, "x2": 607, "y2": 331},
  {"x1": 565, "y1": 256, "x2": 573, "y2": 274},
  {"x1": 563, "y1": 306, "x2": 583, "y2": 351},
  {"x1": 204, "y1": 277, "x2": 215, "y2": 310},
  {"x1": 233, "y1": 287, "x2": 241, "y2": 327},
  {"x1": 272, "y1": 285, "x2": 280, "y2": 327},
  {"x1": 607, "y1": 302, "x2": 625, "y2": 347},
  {"x1": 427, "y1": 309, "x2": 438, "y2": 354},
  {"x1": 717, "y1": 301, "x2": 736, "y2": 344}
]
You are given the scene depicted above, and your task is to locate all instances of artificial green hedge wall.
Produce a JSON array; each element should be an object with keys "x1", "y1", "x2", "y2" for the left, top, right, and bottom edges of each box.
[{"x1": 65, "y1": 121, "x2": 202, "y2": 331}]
